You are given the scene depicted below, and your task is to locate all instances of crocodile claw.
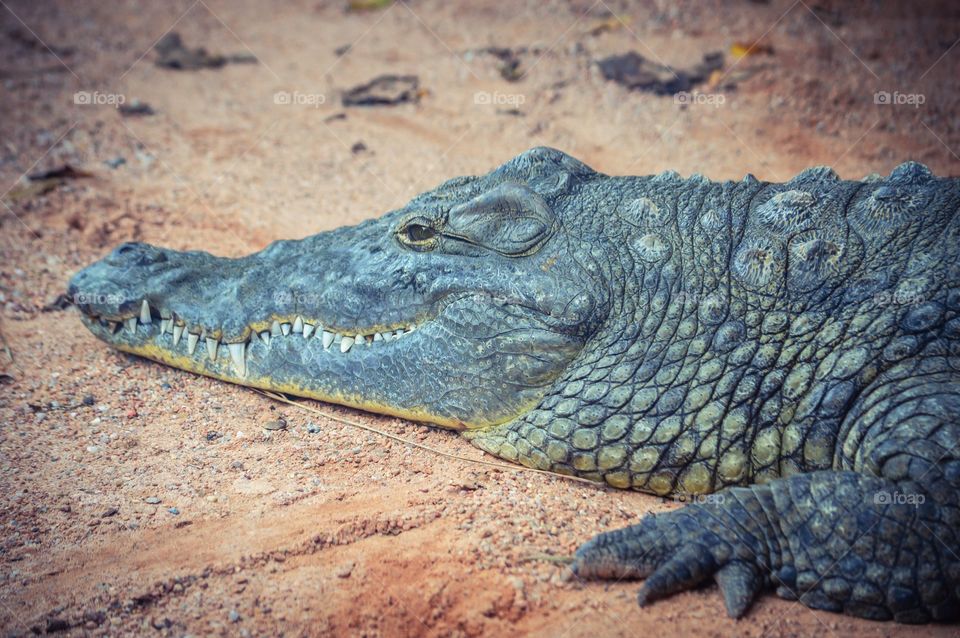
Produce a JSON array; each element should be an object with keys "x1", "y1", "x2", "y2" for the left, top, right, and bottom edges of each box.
[{"x1": 572, "y1": 495, "x2": 771, "y2": 618}]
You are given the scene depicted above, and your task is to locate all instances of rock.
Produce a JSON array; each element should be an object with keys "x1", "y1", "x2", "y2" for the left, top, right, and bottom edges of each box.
[
  {"x1": 306, "y1": 422, "x2": 321, "y2": 434},
  {"x1": 151, "y1": 617, "x2": 172, "y2": 630},
  {"x1": 168, "y1": 507, "x2": 180, "y2": 515},
  {"x1": 335, "y1": 562, "x2": 354, "y2": 578},
  {"x1": 145, "y1": 497, "x2": 161, "y2": 504},
  {"x1": 263, "y1": 418, "x2": 286, "y2": 431},
  {"x1": 228, "y1": 609, "x2": 241, "y2": 623},
  {"x1": 101, "y1": 507, "x2": 119, "y2": 517},
  {"x1": 233, "y1": 478, "x2": 275, "y2": 496},
  {"x1": 82, "y1": 394, "x2": 95, "y2": 406}
]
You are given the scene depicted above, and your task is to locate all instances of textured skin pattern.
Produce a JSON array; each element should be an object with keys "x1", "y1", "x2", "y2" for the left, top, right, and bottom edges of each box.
[
  {"x1": 460, "y1": 150, "x2": 960, "y2": 622},
  {"x1": 72, "y1": 148, "x2": 960, "y2": 622}
]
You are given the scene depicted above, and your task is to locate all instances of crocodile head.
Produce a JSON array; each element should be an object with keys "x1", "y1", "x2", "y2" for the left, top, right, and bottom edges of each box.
[{"x1": 69, "y1": 148, "x2": 609, "y2": 430}]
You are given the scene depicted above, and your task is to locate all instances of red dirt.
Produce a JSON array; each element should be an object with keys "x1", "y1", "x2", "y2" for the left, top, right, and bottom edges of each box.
[{"x1": 2, "y1": 1, "x2": 959, "y2": 636}]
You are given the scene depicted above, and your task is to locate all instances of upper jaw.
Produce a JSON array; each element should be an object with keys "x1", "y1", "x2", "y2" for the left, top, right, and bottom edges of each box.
[{"x1": 75, "y1": 297, "x2": 423, "y2": 379}]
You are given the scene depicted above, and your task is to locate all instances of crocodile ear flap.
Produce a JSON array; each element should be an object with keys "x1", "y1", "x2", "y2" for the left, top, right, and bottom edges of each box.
[{"x1": 445, "y1": 182, "x2": 555, "y2": 256}]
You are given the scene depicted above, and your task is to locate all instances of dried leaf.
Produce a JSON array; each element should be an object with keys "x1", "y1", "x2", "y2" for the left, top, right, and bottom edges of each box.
[{"x1": 730, "y1": 40, "x2": 775, "y2": 60}]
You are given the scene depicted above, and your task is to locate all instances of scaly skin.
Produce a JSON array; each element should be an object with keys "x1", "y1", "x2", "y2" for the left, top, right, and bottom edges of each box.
[{"x1": 69, "y1": 148, "x2": 960, "y2": 622}]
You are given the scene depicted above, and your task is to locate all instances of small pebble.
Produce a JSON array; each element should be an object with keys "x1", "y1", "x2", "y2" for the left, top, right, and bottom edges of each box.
[
  {"x1": 335, "y1": 562, "x2": 354, "y2": 578},
  {"x1": 228, "y1": 609, "x2": 241, "y2": 623},
  {"x1": 145, "y1": 497, "x2": 161, "y2": 504},
  {"x1": 82, "y1": 394, "x2": 95, "y2": 406},
  {"x1": 101, "y1": 508, "x2": 118, "y2": 517},
  {"x1": 263, "y1": 418, "x2": 287, "y2": 431},
  {"x1": 168, "y1": 507, "x2": 180, "y2": 516},
  {"x1": 306, "y1": 422, "x2": 321, "y2": 434}
]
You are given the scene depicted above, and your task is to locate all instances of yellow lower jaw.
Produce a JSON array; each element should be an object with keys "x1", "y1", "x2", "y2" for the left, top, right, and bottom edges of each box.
[{"x1": 112, "y1": 341, "x2": 482, "y2": 430}]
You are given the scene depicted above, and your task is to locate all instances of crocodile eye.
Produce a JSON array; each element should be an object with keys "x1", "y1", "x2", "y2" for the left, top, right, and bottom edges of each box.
[{"x1": 405, "y1": 224, "x2": 436, "y2": 243}]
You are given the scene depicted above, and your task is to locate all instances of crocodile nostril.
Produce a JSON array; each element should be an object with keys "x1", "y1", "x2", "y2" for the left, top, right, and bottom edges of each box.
[{"x1": 111, "y1": 242, "x2": 168, "y2": 266}]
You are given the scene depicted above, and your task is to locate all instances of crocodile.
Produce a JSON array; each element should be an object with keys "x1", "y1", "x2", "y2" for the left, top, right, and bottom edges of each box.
[{"x1": 69, "y1": 147, "x2": 960, "y2": 623}]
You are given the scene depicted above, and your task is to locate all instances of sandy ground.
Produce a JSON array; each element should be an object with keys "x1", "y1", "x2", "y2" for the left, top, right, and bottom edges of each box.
[{"x1": 1, "y1": 0, "x2": 960, "y2": 636}]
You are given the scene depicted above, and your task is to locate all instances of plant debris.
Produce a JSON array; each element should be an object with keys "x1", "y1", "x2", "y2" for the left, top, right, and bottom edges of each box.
[
  {"x1": 342, "y1": 75, "x2": 420, "y2": 107},
  {"x1": 597, "y1": 51, "x2": 725, "y2": 95},
  {"x1": 730, "y1": 38, "x2": 775, "y2": 60},
  {"x1": 27, "y1": 165, "x2": 94, "y2": 181},
  {"x1": 42, "y1": 293, "x2": 72, "y2": 312},
  {"x1": 346, "y1": 0, "x2": 393, "y2": 12},
  {"x1": 4, "y1": 164, "x2": 94, "y2": 204},
  {"x1": 118, "y1": 99, "x2": 155, "y2": 117},
  {"x1": 585, "y1": 15, "x2": 631, "y2": 36},
  {"x1": 154, "y1": 33, "x2": 257, "y2": 70},
  {"x1": 7, "y1": 28, "x2": 75, "y2": 57}
]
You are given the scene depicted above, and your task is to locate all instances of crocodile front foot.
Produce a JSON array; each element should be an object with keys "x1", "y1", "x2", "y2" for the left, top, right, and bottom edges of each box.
[
  {"x1": 571, "y1": 487, "x2": 772, "y2": 619},
  {"x1": 572, "y1": 470, "x2": 958, "y2": 622}
]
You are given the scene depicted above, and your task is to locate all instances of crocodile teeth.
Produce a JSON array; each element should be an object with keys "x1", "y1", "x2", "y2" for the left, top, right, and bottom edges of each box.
[
  {"x1": 281, "y1": 323, "x2": 291, "y2": 336},
  {"x1": 160, "y1": 309, "x2": 172, "y2": 320},
  {"x1": 340, "y1": 336, "x2": 355, "y2": 353},
  {"x1": 187, "y1": 332, "x2": 199, "y2": 355},
  {"x1": 259, "y1": 331, "x2": 271, "y2": 346},
  {"x1": 172, "y1": 324, "x2": 184, "y2": 346},
  {"x1": 293, "y1": 316, "x2": 304, "y2": 333},
  {"x1": 270, "y1": 321, "x2": 282, "y2": 337},
  {"x1": 107, "y1": 321, "x2": 119, "y2": 334},
  {"x1": 303, "y1": 323, "x2": 315, "y2": 339},
  {"x1": 394, "y1": 329, "x2": 405, "y2": 338},
  {"x1": 228, "y1": 343, "x2": 246, "y2": 377},
  {"x1": 124, "y1": 317, "x2": 137, "y2": 333},
  {"x1": 159, "y1": 319, "x2": 171, "y2": 335},
  {"x1": 381, "y1": 331, "x2": 393, "y2": 342},
  {"x1": 140, "y1": 300, "x2": 152, "y2": 324},
  {"x1": 373, "y1": 332, "x2": 383, "y2": 342},
  {"x1": 321, "y1": 331, "x2": 334, "y2": 349},
  {"x1": 206, "y1": 337, "x2": 219, "y2": 360}
]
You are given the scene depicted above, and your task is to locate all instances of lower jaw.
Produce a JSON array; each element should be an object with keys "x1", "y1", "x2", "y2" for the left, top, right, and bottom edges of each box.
[{"x1": 82, "y1": 315, "x2": 470, "y2": 430}]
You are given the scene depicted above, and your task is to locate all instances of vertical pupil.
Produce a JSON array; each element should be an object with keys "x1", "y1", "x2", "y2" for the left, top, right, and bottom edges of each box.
[{"x1": 408, "y1": 224, "x2": 434, "y2": 241}]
